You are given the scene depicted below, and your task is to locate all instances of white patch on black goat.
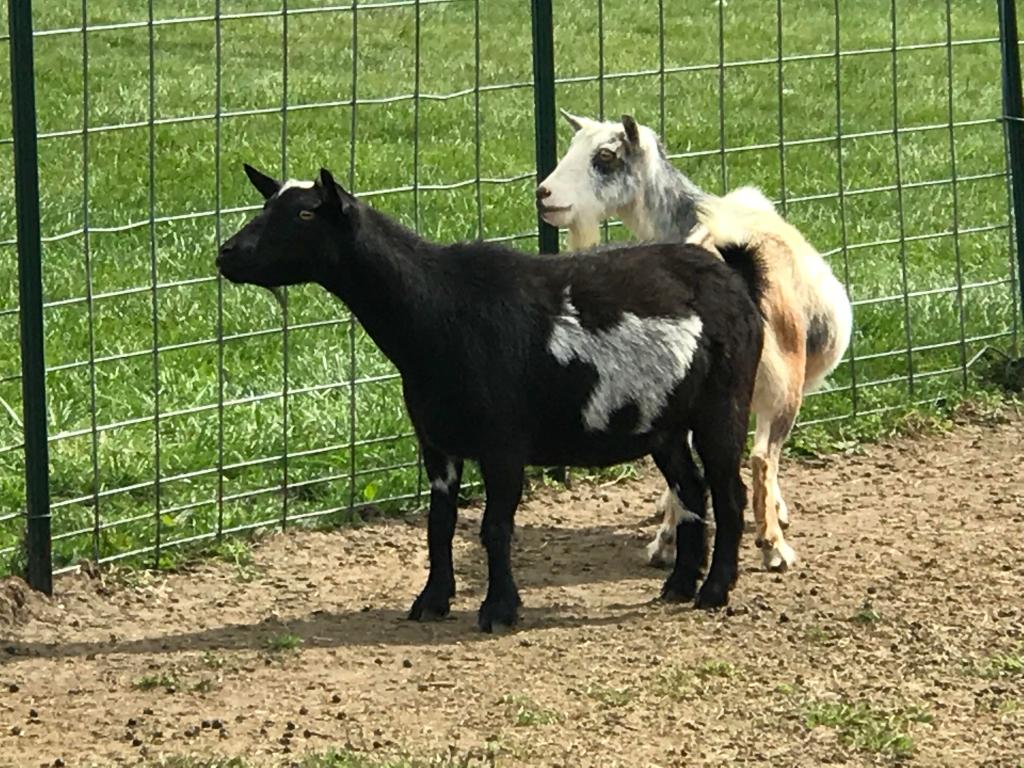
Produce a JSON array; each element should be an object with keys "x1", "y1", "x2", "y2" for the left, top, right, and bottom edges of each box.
[
  {"x1": 430, "y1": 461, "x2": 458, "y2": 495},
  {"x1": 548, "y1": 288, "x2": 703, "y2": 434}
]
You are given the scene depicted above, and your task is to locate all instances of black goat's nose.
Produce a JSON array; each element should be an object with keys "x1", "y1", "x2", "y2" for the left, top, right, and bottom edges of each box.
[
  {"x1": 536, "y1": 186, "x2": 551, "y2": 201},
  {"x1": 216, "y1": 243, "x2": 236, "y2": 265}
]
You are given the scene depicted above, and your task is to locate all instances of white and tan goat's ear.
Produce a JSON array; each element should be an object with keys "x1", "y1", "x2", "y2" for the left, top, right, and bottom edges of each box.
[
  {"x1": 559, "y1": 108, "x2": 593, "y2": 133},
  {"x1": 621, "y1": 114, "x2": 641, "y2": 147}
]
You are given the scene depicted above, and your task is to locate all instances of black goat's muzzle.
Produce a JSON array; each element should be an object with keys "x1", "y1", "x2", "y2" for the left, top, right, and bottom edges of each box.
[{"x1": 215, "y1": 247, "x2": 248, "y2": 284}]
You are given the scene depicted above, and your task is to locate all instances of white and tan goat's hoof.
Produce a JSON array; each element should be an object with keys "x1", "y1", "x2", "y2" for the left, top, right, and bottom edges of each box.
[
  {"x1": 646, "y1": 527, "x2": 676, "y2": 568},
  {"x1": 761, "y1": 539, "x2": 797, "y2": 572}
]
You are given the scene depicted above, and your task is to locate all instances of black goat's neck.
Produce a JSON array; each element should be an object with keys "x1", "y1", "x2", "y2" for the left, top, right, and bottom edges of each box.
[{"x1": 315, "y1": 204, "x2": 437, "y2": 376}]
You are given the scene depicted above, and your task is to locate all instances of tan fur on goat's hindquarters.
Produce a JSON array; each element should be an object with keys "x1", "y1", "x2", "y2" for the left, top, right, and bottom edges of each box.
[{"x1": 662, "y1": 191, "x2": 852, "y2": 570}]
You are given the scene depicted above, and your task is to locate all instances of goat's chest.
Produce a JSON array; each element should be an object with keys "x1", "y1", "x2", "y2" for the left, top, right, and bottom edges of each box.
[{"x1": 399, "y1": 378, "x2": 503, "y2": 458}]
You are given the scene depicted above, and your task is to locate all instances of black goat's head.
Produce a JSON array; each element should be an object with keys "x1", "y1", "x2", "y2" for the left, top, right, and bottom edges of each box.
[{"x1": 216, "y1": 164, "x2": 358, "y2": 290}]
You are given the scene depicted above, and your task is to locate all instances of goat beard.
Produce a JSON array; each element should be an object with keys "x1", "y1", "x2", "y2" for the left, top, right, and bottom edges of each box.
[
  {"x1": 269, "y1": 286, "x2": 288, "y2": 311},
  {"x1": 566, "y1": 221, "x2": 602, "y2": 252}
]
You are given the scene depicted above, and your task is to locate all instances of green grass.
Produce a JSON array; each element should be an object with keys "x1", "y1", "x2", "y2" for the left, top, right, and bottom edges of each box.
[
  {"x1": 132, "y1": 663, "x2": 226, "y2": 693},
  {"x1": 132, "y1": 671, "x2": 182, "y2": 693},
  {"x1": 499, "y1": 693, "x2": 561, "y2": 727},
  {"x1": 265, "y1": 631, "x2": 303, "y2": 652},
  {"x1": 208, "y1": 535, "x2": 261, "y2": 581},
  {"x1": 850, "y1": 600, "x2": 883, "y2": 625},
  {"x1": 652, "y1": 658, "x2": 741, "y2": 701},
  {"x1": 293, "y1": 752, "x2": 488, "y2": 768},
  {"x1": 142, "y1": 748, "x2": 497, "y2": 768},
  {"x1": 984, "y1": 653, "x2": 1024, "y2": 677},
  {"x1": 973, "y1": 646, "x2": 1024, "y2": 678},
  {"x1": 144, "y1": 759, "x2": 250, "y2": 768},
  {"x1": 582, "y1": 683, "x2": 635, "y2": 708},
  {"x1": 802, "y1": 699, "x2": 932, "y2": 760},
  {"x1": 695, "y1": 660, "x2": 737, "y2": 680},
  {"x1": 0, "y1": 0, "x2": 1019, "y2": 573}
]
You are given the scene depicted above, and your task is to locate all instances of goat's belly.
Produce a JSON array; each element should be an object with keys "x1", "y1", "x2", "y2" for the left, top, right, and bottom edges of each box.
[{"x1": 527, "y1": 431, "x2": 664, "y2": 468}]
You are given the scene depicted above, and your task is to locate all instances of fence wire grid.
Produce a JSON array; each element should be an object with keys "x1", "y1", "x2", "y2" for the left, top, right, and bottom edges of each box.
[{"x1": 0, "y1": 0, "x2": 1021, "y2": 580}]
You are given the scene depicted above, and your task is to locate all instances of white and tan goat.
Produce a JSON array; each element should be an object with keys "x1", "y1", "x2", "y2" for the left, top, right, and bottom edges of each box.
[{"x1": 536, "y1": 112, "x2": 852, "y2": 570}]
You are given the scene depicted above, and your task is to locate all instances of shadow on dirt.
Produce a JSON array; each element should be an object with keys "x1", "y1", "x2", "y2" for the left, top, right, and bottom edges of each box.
[
  {"x1": 2, "y1": 598, "x2": 669, "y2": 661},
  {"x1": 1, "y1": 517, "x2": 723, "y2": 662}
]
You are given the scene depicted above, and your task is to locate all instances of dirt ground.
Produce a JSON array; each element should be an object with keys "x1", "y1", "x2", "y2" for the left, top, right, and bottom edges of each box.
[{"x1": 1, "y1": 411, "x2": 1023, "y2": 768}]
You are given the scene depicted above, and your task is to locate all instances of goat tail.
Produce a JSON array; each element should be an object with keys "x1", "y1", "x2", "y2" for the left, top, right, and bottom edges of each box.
[
  {"x1": 694, "y1": 190, "x2": 774, "y2": 244},
  {"x1": 717, "y1": 241, "x2": 769, "y2": 314}
]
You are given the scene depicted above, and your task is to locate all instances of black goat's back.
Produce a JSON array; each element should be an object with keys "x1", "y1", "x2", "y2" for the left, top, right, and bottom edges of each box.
[{"x1": 398, "y1": 239, "x2": 763, "y2": 469}]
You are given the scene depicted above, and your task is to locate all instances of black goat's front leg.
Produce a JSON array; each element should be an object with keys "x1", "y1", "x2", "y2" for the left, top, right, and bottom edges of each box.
[
  {"x1": 477, "y1": 457, "x2": 525, "y2": 633},
  {"x1": 408, "y1": 444, "x2": 463, "y2": 622}
]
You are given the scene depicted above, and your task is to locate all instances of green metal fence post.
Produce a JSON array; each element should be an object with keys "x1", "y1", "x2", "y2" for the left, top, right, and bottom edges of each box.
[
  {"x1": 530, "y1": 0, "x2": 558, "y2": 257},
  {"x1": 530, "y1": 0, "x2": 567, "y2": 486},
  {"x1": 8, "y1": 0, "x2": 53, "y2": 595},
  {"x1": 998, "y1": 0, "x2": 1024, "y2": 337}
]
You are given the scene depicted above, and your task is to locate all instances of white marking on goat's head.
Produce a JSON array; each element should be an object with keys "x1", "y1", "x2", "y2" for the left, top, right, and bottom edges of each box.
[
  {"x1": 277, "y1": 178, "x2": 316, "y2": 196},
  {"x1": 241, "y1": 166, "x2": 317, "y2": 201},
  {"x1": 548, "y1": 286, "x2": 703, "y2": 434},
  {"x1": 536, "y1": 112, "x2": 661, "y2": 249}
]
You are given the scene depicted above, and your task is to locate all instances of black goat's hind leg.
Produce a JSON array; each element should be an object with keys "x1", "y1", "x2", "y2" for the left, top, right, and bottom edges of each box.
[
  {"x1": 477, "y1": 457, "x2": 525, "y2": 633},
  {"x1": 409, "y1": 444, "x2": 463, "y2": 621},
  {"x1": 691, "y1": 409, "x2": 747, "y2": 610},
  {"x1": 653, "y1": 438, "x2": 709, "y2": 603}
]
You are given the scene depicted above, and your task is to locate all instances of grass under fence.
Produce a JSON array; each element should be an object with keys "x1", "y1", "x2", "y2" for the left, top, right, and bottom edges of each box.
[{"x1": 0, "y1": 0, "x2": 1019, "y2": 573}]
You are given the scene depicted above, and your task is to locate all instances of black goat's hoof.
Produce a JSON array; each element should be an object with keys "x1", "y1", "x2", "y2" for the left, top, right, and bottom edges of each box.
[
  {"x1": 408, "y1": 585, "x2": 453, "y2": 622},
  {"x1": 478, "y1": 596, "x2": 519, "y2": 633},
  {"x1": 660, "y1": 576, "x2": 698, "y2": 603},
  {"x1": 695, "y1": 580, "x2": 730, "y2": 610}
]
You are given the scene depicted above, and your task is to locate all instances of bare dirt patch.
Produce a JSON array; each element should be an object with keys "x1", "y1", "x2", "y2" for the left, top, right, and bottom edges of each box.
[{"x1": 1, "y1": 413, "x2": 1023, "y2": 768}]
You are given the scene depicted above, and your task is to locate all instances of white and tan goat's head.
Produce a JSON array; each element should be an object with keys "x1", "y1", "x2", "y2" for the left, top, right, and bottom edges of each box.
[{"x1": 536, "y1": 111, "x2": 659, "y2": 249}]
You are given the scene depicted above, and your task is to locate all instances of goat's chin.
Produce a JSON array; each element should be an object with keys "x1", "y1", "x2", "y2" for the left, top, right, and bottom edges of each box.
[
  {"x1": 217, "y1": 268, "x2": 291, "y2": 296},
  {"x1": 539, "y1": 208, "x2": 574, "y2": 229},
  {"x1": 217, "y1": 267, "x2": 251, "y2": 286}
]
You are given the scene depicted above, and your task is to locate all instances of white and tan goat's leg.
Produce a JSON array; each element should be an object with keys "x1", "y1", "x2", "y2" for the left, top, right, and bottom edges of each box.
[
  {"x1": 749, "y1": 418, "x2": 773, "y2": 562},
  {"x1": 646, "y1": 433, "x2": 707, "y2": 567},
  {"x1": 750, "y1": 422, "x2": 795, "y2": 570},
  {"x1": 761, "y1": 400, "x2": 800, "y2": 569},
  {"x1": 748, "y1": 326, "x2": 803, "y2": 570},
  {"x1": 765, "y1": 403, "x2": 794, "y2": 536},
  {"x1": 647, "y1": 487, "x2": 681, "y2": 567},
  {"x1": 773, "y1": 453, "x2": 791, "y2": 529},
  {"x1": 769, "y1": 415, "x2": 798, "y2": 535},
  {"x1": 750, "y1": 392, "x2": 801, "y2": 571}
]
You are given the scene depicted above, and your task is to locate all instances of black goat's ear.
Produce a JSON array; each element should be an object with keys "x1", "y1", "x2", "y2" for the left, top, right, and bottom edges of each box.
[
  {"x1": 621, "y1": 114, "x2": 641, "y2": 148},
  {"x1": 318, "y1": 167, "x2": 356, "y2": 216},
  {"x1": 243, "y1": 163, "x2": 281, "y2": 200}
]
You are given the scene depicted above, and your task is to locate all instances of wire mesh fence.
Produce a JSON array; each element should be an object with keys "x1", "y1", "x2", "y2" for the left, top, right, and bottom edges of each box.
[{"x1": 1, "y1": 0, "x2": 1021, "y2": 584}]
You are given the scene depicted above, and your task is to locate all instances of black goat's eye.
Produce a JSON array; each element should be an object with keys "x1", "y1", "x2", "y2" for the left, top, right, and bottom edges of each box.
[
  {"x1": 298, "y1": 210, "x2": 315, "y2": 221},
  {"x1": 596, "y1": 148, "x2": 616, "y2": 163}
]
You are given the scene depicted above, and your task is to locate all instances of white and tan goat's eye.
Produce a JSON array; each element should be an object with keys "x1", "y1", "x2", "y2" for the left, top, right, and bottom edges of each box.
[
  {"x1": 298, "y1": 210, "x2": 315, "y2": 221},
  {"x1": 597, "y1": 148, "x2": 615, "y2": 162}
]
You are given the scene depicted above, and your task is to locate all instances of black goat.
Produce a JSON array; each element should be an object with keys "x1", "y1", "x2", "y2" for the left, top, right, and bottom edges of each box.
[{"x1": 217, "y1": 164, "x2": 766, "y2": 632}]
